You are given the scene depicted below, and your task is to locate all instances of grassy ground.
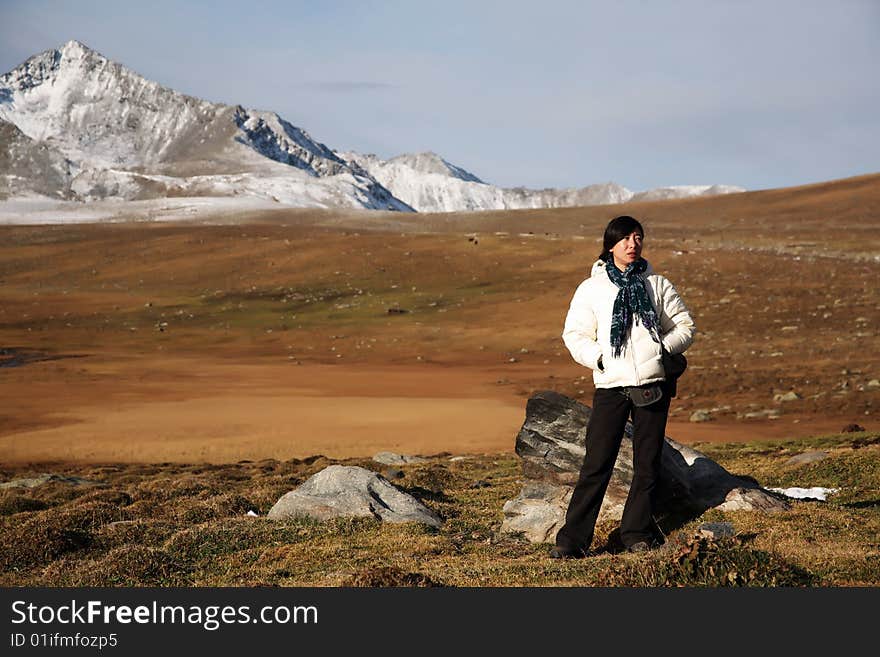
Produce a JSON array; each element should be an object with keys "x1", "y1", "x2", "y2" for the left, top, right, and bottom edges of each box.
[{"x1": 1, "y1": 431, "x2": 877, "y2": 587}]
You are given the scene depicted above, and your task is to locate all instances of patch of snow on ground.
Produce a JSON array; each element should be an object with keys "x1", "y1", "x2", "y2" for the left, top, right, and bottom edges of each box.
[
  {"x1": 0, "y1": 196, "x2": 283, "y2": 224},
  {"x1": 767, "y1": 486, "x2": 840, "y2": 501}
]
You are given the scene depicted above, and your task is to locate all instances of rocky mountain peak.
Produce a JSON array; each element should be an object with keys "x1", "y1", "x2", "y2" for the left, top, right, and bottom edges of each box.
[
  {"x1": 0, "y1": 40, "x2": 412, "y2": 210},
  {"x1": 388, "y1": 151, "x2": 484, "y2": 183},
  {"x1": 58, "y1": 39, "x2": 102, "y2": 62}
]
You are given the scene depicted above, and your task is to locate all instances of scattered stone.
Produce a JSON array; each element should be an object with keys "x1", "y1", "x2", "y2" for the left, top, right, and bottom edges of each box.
[
  {"x1": 372, "y1": 452, "x2": 428, "y2": 465},
  {"x1": 717, "y1": 487, "x2": 792, "y2": 512},
  {"x1": 742, "y1": 409, "x2": 781, "y2": 419},
  {"x1": 267, "y1": 465, "x2": 442, "y2": 527},
  {"x1": 695, "y1": 521, "x2": 735, "y2": 540},
  {"x1": 107, "y1": 520, "x2": 138, "y2": 528},
  {"x1": 867, "y1": 379, "x2": 880, "y2": 389},
  {"x1": 387, "y1": 307, "x2": 409, "y2": 315},
  {"x1": 774, "y1": 391, "x2": 802, "y2": 403},
  {"x1": 689, "y1": 410, "x2": 712, "y2": 423},
  {"x1": 500, "y1": 391, "x2": 788, "y2": 543},
  {"x1": 841, "y1": 423, "x2": 866, "y2": 433},
  {"x1": 784, "y1": 451, "x2": 829, "y2": 467},
  {"x1": 382, "y1": 468, "x2": 405, "y2": 480},
  {"x1": 0, "y1": 473, "x2": 106, "y2": 489},
  {"x1": 501, "y1": 482, "x2": 572, "y2": 543}
]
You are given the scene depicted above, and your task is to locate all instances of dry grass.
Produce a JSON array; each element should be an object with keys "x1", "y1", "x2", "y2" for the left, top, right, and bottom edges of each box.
[
  {"x1": 1, "y1": 175, "x2": 879, "y2": 466},
  {"x1": 1, "y1": 174, "x2": 878, "y2": 585},
  {"x1": 0, "y1": 432, "x2": 876, "y2": 587}
]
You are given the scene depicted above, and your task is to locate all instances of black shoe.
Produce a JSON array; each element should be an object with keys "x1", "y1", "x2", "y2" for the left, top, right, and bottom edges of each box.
[
  {"x1": 626, "y1": 541, "x2": 652, "y2": 553},
  {"x1": 549, "y1": 546, "x2": 588, "y2": 559}
]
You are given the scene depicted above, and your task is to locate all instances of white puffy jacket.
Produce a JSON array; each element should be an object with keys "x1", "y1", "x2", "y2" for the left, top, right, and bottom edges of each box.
[{"x1": 562, "y1": 258, "x2": 695, "y2": 389}]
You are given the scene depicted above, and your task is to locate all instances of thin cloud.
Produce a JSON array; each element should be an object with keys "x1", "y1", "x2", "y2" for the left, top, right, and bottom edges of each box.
[{"x1": 303, "y1": 81, "x2": 399, "y2": 93}]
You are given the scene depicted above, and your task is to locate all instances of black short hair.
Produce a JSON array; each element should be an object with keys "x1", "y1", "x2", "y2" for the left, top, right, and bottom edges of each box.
[{"x1": 599, "y1": 215, "x2": 644, "y2": 261}]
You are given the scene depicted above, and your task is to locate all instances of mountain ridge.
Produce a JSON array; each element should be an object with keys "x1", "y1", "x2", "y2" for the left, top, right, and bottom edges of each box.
[
  {"x1": 1, "y1": 40, "x2": 745, "y2": 214},
  {"x1": 0, "y1": 40, "x2": 411, "y2": 210},
  {"x1": 340, "y1": 150, "x2": 744, "y2": 212}
]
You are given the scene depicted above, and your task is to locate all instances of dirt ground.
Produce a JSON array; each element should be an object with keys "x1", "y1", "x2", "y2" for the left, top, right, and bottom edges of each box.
[{"x1": 1, "y1": 173, "x2": 878, "y2": 463}]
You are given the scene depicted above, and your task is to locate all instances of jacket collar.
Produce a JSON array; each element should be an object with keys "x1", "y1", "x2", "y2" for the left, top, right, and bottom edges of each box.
[{"x1": 590, "y1": 258, "x2": 654, "y2": 278}]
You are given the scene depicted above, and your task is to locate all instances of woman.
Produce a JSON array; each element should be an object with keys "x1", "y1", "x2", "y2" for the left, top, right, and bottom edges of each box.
[{"x1": 551, "y1": 215, "x2": 695, "y2": 558}]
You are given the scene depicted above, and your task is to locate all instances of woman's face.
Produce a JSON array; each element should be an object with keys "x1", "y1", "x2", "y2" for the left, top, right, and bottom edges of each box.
[{"x1": 610, "y1": 230, "x2": 643, "y2": 267}]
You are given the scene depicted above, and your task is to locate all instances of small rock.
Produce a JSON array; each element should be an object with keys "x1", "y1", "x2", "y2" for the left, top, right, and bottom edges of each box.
[
  {"x1": 841, "y1": 423, "x2": 866, "y2": 433},
  {"x1": 718, "y1": 487, "x2": 790, "y2": 512},
  {"x1": 107, "y1": 520, "x2": 138, "y2": 528},
  {"x1": 372, "y1": 452, "x2": 428, "y2": 465},
  {"x1": 383, "y1": 468, "x2": 405, "y2": 480},
  {"x1": 695, "y1": 521, "x2": 735, "y2": 540},
  {"x1": 689, "y1": 410, "x2": 712, "y2": 423},
  {"x1": 785, "y1": 451, "x2": 828, "y2": 467},
  {"x1": 774, "y1": 391, "x2": 802, "y2": 403},
  {"x1": 0, "y1": 473, "x2": 105, "y2": 489},
  {"x1": 743, "y1": 409, "x2": 781, "y2": 419},
  {"x1": 867, "y1": 379, "x2": 880, "y2": 389}
]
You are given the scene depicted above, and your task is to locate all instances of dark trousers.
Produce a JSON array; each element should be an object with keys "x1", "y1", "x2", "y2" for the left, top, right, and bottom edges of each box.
[{"x1": 555, "y1": 386, "x2": 670, "y2": 551}]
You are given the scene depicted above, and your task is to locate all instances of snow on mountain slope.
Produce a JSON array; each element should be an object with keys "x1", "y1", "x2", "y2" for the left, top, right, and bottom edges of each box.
[
  {"x1": 0, "y1": 40, "x2": 228, "y2": 169},
  {"x1": 342, "y1": 150, "x2": 633, "y2": 212},
  {"x1": 0, "y1": 40, "x2": 745, "y2": 218},
  {"x1": 0, "y1": 40, "x2": 411, "y2": 211},
  {"x1": 340, "y1": 150, "x2": 744, "y2": 213},
  {"x1": 387, "y1": 152, "x2": 484, "y2": 183},
  {"x1": 630, "y1": 184, "x2": 746, "y2": 202}
]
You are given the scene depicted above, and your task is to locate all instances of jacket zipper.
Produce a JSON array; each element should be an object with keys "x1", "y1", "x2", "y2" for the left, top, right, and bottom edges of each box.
[{"x1": 629, "y1": 333, "x2": 642, "y2": 386}]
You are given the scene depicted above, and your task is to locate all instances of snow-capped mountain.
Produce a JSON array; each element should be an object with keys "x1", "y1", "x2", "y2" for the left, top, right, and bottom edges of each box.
[
  {"x1": 0, "y1": 40, "x2": 745, "y2": 215},
  {"x1": 0, "y1": 40, "x2": 411, "y2": 210},
  {"x1": 340, "y1": 150, "x2": 633, "y2": 212},
  {"x1": 630, "y1": 184, "x2": 746, "y2": 202},
  {"x1": 339, "y1": 150, "x2": 743, "y2": 213}
]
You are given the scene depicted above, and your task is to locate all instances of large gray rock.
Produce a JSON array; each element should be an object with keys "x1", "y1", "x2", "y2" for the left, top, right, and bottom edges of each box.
[
  {"x1": 501, "y1": 391, "x2": 789, "y2": 543},
  {"x1": 267, "y1": 465, "x2": 442, "y2": 527}
]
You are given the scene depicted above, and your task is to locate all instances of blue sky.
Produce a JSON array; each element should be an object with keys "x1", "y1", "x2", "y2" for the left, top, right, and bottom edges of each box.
[{"x1": 1, "y1": 0, "x2": 878, "y2": 191}]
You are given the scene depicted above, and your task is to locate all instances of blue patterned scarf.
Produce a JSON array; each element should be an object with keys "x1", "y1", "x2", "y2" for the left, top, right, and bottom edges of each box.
[{"x1": 605, "y1": 258, "x2": 661, "y2": 357}]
